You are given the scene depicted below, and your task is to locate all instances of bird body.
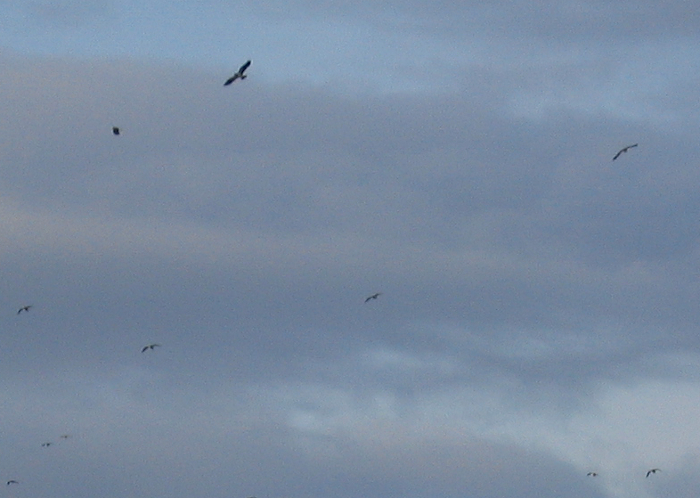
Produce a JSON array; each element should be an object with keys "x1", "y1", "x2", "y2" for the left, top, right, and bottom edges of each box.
[
  {"x1": 17, "y1": 305, "x2": 32, "y2": 314},
  {"x1": 112, "y1": 126, "x2": 120, "y2": 136},
  {"x1": 6, "y1": 480, "x2": 18, "y2": 485},
  {"x1": 612, "y1": 143, "x2": 638, "y2": 161},
  {"x1": 646, "y1": 468, "x2": 661, "y2": 478},
  {"x1": 141, "y1": 343, "x2": 161, "y2": 353},
  {"x1": 224, "y1": 60, "x2": 251, "y2": 85},
  {"x1": 364, "y1": 292, "x2": 382, "y2": 303}
]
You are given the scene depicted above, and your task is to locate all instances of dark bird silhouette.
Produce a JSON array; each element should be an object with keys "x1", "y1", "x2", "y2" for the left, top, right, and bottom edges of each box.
[
  {"x1": 112, "y1": 126, "x2": 120, "y2": 136},
  {"x1": 141, "y1": 343, "x2": 161, "y2": 353},
  {"x1": 17, "y1": 305, "x2": 32, "y2": 314},
  {"x1": 612, "y1": 143, "x2": 638, "y2": 161},
  {"x1": 6, "y1": 480, "x2": 18, "y2": 485},
  {"x1": 224, "y1": 60, "x2": 251, "y2": 85},
  {"x1": 364, "y1": 292, "x2": 382, "y2": 303},
  {"x1": 59, "y1": 434, "x2": 70, "y2": 439},
  {"x1": 587, "y1": 472, "x2": 598, "y2": 477},
  {"x1": 41, "y1": 442, "x2": 52, "y2": 447},
  {"x1": 646, "y1": 468, "x2": 661, "y2": 478}
]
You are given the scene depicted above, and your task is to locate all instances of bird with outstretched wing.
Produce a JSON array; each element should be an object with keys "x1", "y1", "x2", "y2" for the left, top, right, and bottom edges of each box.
[
  {"x1": 612, "y1": 143, "x2": 638, "y2": 161},
  {"x1": 224, "y1": 60, "x2": 251, "y2": 86}
]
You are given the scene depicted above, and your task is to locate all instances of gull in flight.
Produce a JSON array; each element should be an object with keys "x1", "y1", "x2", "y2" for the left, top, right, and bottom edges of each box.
[
  {"x1": 6, "y1": 481, "x2": 18, "y2": 485},
  {"x1": 364, "y1": 292, "x2": 382, "y2": 303},
  {"x1": 41, "y1": 442, "x2": 52, "y2": 447},
  {"x1": 141, "y1": 343, "x2": 161, "y2": 353},
  {"x1": 112, "y1": 126, "x2": 120, "y2": 136},
  {"x1": 224, "y1": 60, "x2": 251, "y2": 86},
  {"x1": 612, "y1": 143, "x2": 638, "y2": 161},
  {"x1": 17, "y1": 305, "x2": 32, "y2": 314},
  {"x1": 646, "y1": 468, "x2": 661, "y2": 478},
  {"x1": 587, "y1": 472, "x2": 598, "y2": 477}
]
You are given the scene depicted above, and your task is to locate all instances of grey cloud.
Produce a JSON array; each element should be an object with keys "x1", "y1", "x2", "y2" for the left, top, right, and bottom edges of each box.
[
  {"x1": 0, "y1": 374, "x2": 609, "y2": 498},
  {"x1": 1, "y1": 41, "x2": 699, "y2": 498}
]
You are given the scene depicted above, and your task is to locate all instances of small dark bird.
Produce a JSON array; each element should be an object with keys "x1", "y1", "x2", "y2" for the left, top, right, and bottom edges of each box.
[
  {"x1": 224, "y1": 60, "x2": 251, "y2": 85},
  {"x1": 6, "y1": 480, "x2": 18, "y2": 485},
  {"x1": 59, "y1": 434, "x2": 70, "y2": 439},
  {"x1": 141, "y1": 343, "x2": 161, "y2": 353},
  {"x1": 41, "y1": 442, "x2": 52, "y2": 447},
  {"x1": 587, "y1": 472, "x2": 598, "y2": 477},
  {"x1": 646, "y1": 468, "x2": 660, "y2": 478},
  {"x1": 364, "y1": 292, "x2": 382, "y2": 303},
  {"x1": 17, "y1": 305, "x2": 32, "y2": 314},
  {"x1": 612, "y1": 143, "x2": 638, "y2": 161},
  {"x1": 112, "y1": 126, "x2": 120, "y2": 136}
]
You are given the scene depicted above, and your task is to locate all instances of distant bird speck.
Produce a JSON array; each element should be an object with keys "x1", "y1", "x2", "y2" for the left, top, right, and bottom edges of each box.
[
  {"x1": 612, "y1": 143, "x2": 638, "y2": 161},
  {"x1": 141, "y1": 343, "x2": 161, "y2": 353},
  {"x1": 112, "y1": 126, "x2": 120, "y2": 136},
  {"x1": 6, "y1": 480, "x2": 18, "y2": 485},
  {"x1": 17, "y1": 305, "x2": 32, "y2": 314},
  {"x1": 224, "y1": 60, "x2": 251, "y2": 85},
  {"x1": 364, "y1": 292, "x2": 382, "y2": 303},
  {"x1": 41, "y1": 442, "x2": 52, "y2": 447},
  {"x1": 587, "y1": 472, "x2": 598, "y2": 477},
  {"x1": 59, "y1": 434, "x2": 70, "y2": 439},
  {"x1": 646, "y1": 468, "x2": 661, "y2": 478}
]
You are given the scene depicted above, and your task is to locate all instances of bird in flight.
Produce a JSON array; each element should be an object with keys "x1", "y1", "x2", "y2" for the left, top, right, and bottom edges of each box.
[
  {"x1": 646, "y1": 468, "x2": 661, "y2": 478},
  {"x1": 612, "y1": 143, "x2": 638, "y2": 161},
  {"x1": 6, "y1": 480, "x2": 18, "y2": 485},
  {"x1": 59, "y1": 434, "x2": 71, "y2": 439},
  {"x1": 41, "y1": 442, "x2": 52, "y2": 447},
  {"x1": 141, "y1": 343, "x2": 161, "y2": 353},
  {"x1": 17, "y1": 305, "x2": 32, "y2": 314},
  {"x1": 587, "y1": 472, "x2": 598, "y2": 477},
  {"x1": 364, "y1": 292, "x2": 382, "y2": 303},
  {"x1": 112, "y1": 126, "x2": 120, "y2": 136},
  {"x1": 224, "y1": 60, "x2": 251, "y2": 85}
]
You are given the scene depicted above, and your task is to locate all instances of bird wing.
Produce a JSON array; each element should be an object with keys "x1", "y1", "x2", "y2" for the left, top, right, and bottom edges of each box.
[
  {"x1": 239, "y1": 60, "x2": 251, "y2": 74},
  {"x1": 612, "y1": 150, "x2": 623, "y2": 161},
  {"x1": 141, "y1": 346, "x2": 149, "y2": 352}
]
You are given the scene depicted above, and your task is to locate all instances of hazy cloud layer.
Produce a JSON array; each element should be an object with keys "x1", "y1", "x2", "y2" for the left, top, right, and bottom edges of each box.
[{"x1": 1, "y1": 2, "x2": 700, "y2": 498}]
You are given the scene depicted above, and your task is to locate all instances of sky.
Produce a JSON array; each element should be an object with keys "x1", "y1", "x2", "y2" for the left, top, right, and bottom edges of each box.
[{"x1": 1, "y1": 1, "x2": 700, "y2": 498}]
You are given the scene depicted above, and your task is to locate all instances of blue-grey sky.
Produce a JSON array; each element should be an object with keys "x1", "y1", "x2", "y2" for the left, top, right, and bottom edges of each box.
[{"x1": 2, "y1": 2, "x2": 700, "y2": 498}]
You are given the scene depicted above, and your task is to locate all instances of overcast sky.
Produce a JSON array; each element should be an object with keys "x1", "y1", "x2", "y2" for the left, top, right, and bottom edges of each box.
[{"x1": 1, "y1": 1, "x2": 700, "y2": 498}]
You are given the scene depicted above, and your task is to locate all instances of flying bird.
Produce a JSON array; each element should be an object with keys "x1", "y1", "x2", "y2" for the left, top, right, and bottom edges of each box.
[
  {"x1": 6, "y1": 480, "x2": 18, "y2": 485},
  {"x1": 141, "y1": 343, "x2": 161, "y2": 353},
  {"x1": 587, "y1": 472, "x2": 598, "y2": 477},
  {"x1": 41, "y1": 442, "x2": 52, "y2": 447},
  {"x1": 364, "y1": 292, "x2": 382, "y2": 303},
  {"x1": 17, "y1": 305, "x2": 32, "y2": 314},
  {"x1": 112, "y1": 126, "x2": 120, "y2": 136},
  {"x1": 612, "y1": 143, "x2": 638, "y2": 161},
  {"x1": 224, "y1": 60, "x2": 251, "y2": 85},
  {"x1": 646, "y1": 468, "x2": 661, "y2": 478},
  {"x1": 59, "y1": 434, "x2": 71, "y2": 439}
]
